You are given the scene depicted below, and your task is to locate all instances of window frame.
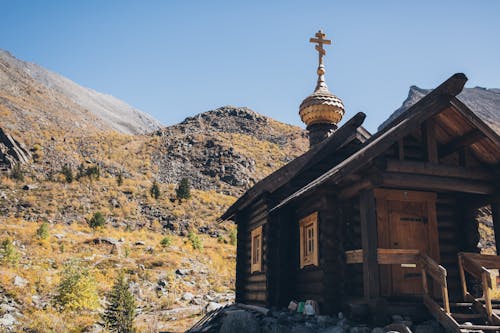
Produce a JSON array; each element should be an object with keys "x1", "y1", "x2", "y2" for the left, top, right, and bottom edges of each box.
[
  {"x1": 299, "y1": 212, "x2": 319, "y2": 268},
  {"x1": 251, "y1": 226, "x2": 263, "y2": 273}
]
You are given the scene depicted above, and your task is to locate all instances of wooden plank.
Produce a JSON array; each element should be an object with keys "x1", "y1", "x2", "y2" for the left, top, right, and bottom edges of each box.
[
  {"x1": 439, "y1": 129, "x2": 484, "y2": 158},
  {"x1": 380, "y1": 172, "x2": 495, "y2": 195},
  {"x1": 385, "y1": 159, "x2": 494, "y2": 181},
  {"x1": 458, "y1": 324, "x2": 500, "y2": 330},
  {"x1": 360, "y1": 189, "x2": 380, "y2": 299},
  {"x1": 242, "y1": 291, "x2": 267, "y2": 302},
  {"x1": 247, "y1": 274, "x2": 266, "y2": 283},
  {"x1": 423, "y1": 294, "x2": 462, "y2": 333},
  {"x1": 346, "y1": 249, "x2": 363, "y2": 264},
  {"x1": 377, "y1": 248, "x2": 420, "y2": 265},
  {"x1": 423, "y1": 121, "x2": 438, "y2": 163}
]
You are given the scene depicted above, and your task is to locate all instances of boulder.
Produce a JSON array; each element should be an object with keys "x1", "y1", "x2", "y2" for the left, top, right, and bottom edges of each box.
[
  {"x1": 220, "y1": 310, "x2": 261, "y2": 333},
  {"x1": 13, "y1": 276, "x2": 27, "y2": 287},
  {"x1": 182, "y1": 292, "x2": 194, "y2": 301},
  {"x1": 206, "y1": 302, "x2": 223, "y2": 313}
]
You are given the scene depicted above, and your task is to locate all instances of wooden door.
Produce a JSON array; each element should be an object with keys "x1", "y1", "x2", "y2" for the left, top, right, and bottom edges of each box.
[{"x1": 375, "y1": 189, "x2": 439, "y2": 297}]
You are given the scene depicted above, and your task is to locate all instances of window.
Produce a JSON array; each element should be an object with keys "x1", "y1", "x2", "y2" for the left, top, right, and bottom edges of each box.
[
  {"x1": 251, "y1": 226, "x2": 263, "y2": 273},
  {"x1": 299, "y1": 212, "x2": 319, "y2": 268}
]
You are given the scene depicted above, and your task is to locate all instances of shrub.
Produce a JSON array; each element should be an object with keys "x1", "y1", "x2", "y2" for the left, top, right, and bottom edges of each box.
[
  {"x1": 85, "y1": 165, "x2": 100, "y2": 180},
  {"x1": 55, "y1": 260, "x2": 99, "y2": 311},
  {"x1": 36, "y1": 221, "x2": 50, "y2": 240},
  {"x1": 150, "y1": 181, "x2": 160, "y2": 200},
  {"x1": 103, "y1": 272, "x2": 136, "y2": 333},
  {"x1": 176, "y1": 177, "x2": 191, "y2": 200},
  {"x1": 88, "y1": 211, "x2": 106, "y2": 229},
  {"x1": 117, "y1": 172, "x2": 123, "y2": 186},
  {"x1": 160, "y1": 237, "x2": 171, "y2": 248},
  {"x1": 188, "y1": 231, "x2": 203, "y2": 250},
  {"x1": 0, "y1": 238, "x2": 20, "y2": 266},
  {"x1": 229, "y1": 228, "x2": 237, "y2": 246},
  {"x1": 9, "y1": 164, "x2": 24, "y2": 181},
  {"x1": 61, "y1": 164, "x2": 73, "y2": 183}
]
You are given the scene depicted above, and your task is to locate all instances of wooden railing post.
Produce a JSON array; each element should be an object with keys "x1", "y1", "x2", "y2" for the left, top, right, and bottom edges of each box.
[
  {"x1": 458, "y1": 253, "x2": 468, "y2": 300},
  {"x1": 482, "y1": 269, "x2": 493, "y2": 318}
]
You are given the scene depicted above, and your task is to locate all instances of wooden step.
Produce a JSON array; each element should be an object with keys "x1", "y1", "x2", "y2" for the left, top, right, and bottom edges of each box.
[
  {"x1": 459, "y1": 324, "x2": 500, "y2": 330},
  {"x1": 450, "y1": 302, "x2": 474, "y2": 307},
  {"x1": 452, "y1": 313, "x2": 483, "y2": 320}
]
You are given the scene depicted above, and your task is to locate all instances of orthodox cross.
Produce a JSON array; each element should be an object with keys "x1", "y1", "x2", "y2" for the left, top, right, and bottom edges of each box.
[{"x1": 309, "y1": 30, "x2": 331, "y2": 66}]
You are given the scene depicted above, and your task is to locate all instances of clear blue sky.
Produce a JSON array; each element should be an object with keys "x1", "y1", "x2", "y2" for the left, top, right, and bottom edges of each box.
[{"x1": 1, "y1": 1, "x2": 499, "y2": 132}]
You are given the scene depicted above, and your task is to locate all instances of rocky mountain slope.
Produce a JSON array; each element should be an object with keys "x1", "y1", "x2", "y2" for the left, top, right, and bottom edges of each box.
[
  {"x1": 379, "y1": 85, "x2": 500, "y2": 134},
  {"x1": 0, "y1": 49, "x2": 162, "y2": 136},
  {"x1": 154, "y1": 106, "x2": 307, "y2": 196}
]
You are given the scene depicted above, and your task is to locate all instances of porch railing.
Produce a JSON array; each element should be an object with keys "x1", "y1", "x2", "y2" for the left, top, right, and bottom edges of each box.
[
  {"x1": 458, "y1": 252, "x2": 500, "y2": 322},
  {"x1": 345, "y1": 248, "x2": 450, "y2": 313}
]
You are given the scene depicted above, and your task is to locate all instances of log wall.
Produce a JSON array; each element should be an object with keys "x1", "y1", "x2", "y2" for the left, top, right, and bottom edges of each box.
[{"x1": 236, "y1": 198, "x2": 269, "y2": 305}]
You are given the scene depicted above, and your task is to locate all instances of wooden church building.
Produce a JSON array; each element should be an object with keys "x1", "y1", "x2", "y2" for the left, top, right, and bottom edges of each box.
[{"x1": 219, "y1": 31, "x2": 500, "y2": 326}]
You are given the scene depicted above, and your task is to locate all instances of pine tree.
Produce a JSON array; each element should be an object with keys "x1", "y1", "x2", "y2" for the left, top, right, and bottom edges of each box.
[
  {"x1": 103, "y1": 272, "x2": 136, "y2": 333},
  {"x1": 55, "y1": 260, "x2": 99, "y2": 311},
  {"x1": 88, "y1": 211, "x2": 106, "y2": 229},
  {"x1": 150, "y1": 181, "x2": 160, "y2": 199},
  {"x1": 176, "y1": 177, "x2": 191, "y2": 200},
  {"x1": 36, "y1": 221, "x2": 50, "y2": 240},
  {"x1": 117, "y1": 172, "x2": 123, "y2": 186}
]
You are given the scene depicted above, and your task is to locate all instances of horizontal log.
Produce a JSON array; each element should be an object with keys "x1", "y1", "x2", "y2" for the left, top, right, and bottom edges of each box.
[
  {"x1": 296, "y1": 269, "x2": 324, "y2": 283},
  {"x1": 246, "y1": 273, "x2": 266, "y2": 283},
  {"x1": 346, "y1": 249, "x2": 363, "y2": 264},
  {"x1": 244, "y1": 282, "x2": 266, "y2": 292},
  {"x1": 242, "y1": 291, "x2": 267, "y2": 302},
  {"x1": 378, "y1": 248, "x2": 420, "y2": 264},
  {"x1": 295, "y1": 281, "x2": 325, "y2": 295},
  {"x1": 385, "y1": 159, "x2": 493, "y2": 181},
  {"x1": 380, "y1": 172, "x2": 495, "y2": 195}
]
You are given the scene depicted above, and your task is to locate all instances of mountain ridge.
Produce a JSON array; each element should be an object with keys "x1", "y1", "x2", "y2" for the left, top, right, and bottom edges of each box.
[{"x1": 0, "y1": 49, "x2": 162, "y2": 135}]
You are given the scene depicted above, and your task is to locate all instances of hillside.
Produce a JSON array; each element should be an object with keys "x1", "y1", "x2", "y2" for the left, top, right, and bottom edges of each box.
[
  {"x1": 0, "y1": 49, "x2": 162, "y2": 136},
  {"x1": 0, "y1": 50, "x2": 308, "y2": 332}
]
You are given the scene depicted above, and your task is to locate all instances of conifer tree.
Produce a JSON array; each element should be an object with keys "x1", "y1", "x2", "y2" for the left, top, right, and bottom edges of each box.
[
  {"x1": 150, "y1": 181, "x2": 160, "y2": 199},
  {"x1": 103, "y1": 272, "x2": 136, "y2": 333},
  {"x1": 176, "y1": 177, "x2": 191, "y2": 200}
]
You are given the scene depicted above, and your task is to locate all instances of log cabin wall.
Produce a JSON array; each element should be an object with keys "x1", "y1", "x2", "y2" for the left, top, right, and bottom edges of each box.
[
  {"x1": 235, "y1": 197, "x2": 269, "y2": 306},
  {"x1": 290, "y1": 190, "x2": 346, "y2": 314},
  {"x1": 436, "y1": 193, "x2": 462, "y2": 300},
  {"x1": 343, "y1": 196, "x2": 364, "y2": 298}
]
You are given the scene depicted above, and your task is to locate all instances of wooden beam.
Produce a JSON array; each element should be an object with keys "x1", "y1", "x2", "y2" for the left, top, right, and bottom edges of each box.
[
  {"x1": 385, "y1": 159, "x2": 494, "y2": 181},
  {"x1": 338, "y1": 180, "x2": 373, "y2": 199},
  {"x1": 345, "y1": 249, "x2": 363, "y2": 264},
  {"x1": 450, "y1": 97, "x2": 500, "y2": 148},
  {"x1": 423, "y1": 121, "x2": 438, "y2": 163},
  {"x1": 380, "y1": 172, "x2": 495, "y2": 195},
  {"x1": 360, "y1": 189, "x2": 380, "y2": 299},
  {"x1": 439, "y1": 129, "x2": 484, "y2": 158}
]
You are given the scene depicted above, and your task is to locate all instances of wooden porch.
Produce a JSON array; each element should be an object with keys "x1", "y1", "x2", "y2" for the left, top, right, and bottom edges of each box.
[{"x1": 346, "y1": 248, "x2": 500, "y2": 332}]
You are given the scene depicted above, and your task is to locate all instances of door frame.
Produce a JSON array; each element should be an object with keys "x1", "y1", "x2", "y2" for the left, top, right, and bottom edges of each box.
[{"x1": 374, "y1": 188, "x2": 440, "y2": 297}]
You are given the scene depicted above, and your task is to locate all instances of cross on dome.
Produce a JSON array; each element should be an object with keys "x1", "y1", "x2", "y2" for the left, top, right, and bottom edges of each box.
[{"x1": 309, "y1": 30, "x2": 331, "y2": 66}]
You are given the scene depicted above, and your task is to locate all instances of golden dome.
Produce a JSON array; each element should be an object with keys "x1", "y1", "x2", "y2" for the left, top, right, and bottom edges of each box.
[{"x1": 299, "y1": 30, "x2": 344, "y2": 127}]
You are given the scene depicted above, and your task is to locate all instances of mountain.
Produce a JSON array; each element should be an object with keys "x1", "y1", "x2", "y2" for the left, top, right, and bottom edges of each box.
[
  {"x1": 379, "y1": 85, "x2": 500, "y2": 134},
  {"x1": 154, "y1": 106, "x2": 308, "y2": 195},
  {"x1": 0, "y1": 49, "x2": 162, "y2": 135}
]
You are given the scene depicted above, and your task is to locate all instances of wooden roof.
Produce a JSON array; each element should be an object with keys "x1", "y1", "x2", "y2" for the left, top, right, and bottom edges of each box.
[
  {"x1": 220, "y1": 73, "x2": 500, "y2": 220},
  {"x1": 271, "y1": 73, "x2": 500, "y2": 211},
  {"x1": 219, "y1": 112, "x2": 368, "y2": 221}
]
